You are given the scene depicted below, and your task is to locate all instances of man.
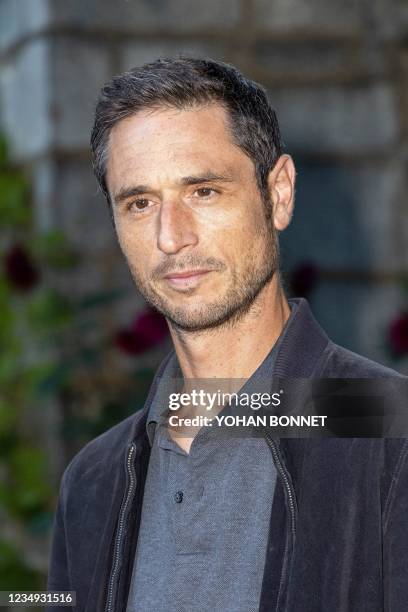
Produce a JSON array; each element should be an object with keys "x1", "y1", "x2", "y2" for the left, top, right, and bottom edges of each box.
[{"x1": 47, "y1": 58, "x2": 407, "y2": 611}]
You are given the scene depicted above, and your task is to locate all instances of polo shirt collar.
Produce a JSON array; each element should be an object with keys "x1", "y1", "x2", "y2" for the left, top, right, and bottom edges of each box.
[{"x1": 145, "y1": 299, "x2": 299, "y2": 447}]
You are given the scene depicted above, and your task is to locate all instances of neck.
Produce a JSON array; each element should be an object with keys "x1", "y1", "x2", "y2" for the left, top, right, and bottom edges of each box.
[{"x1": 168, "y1": 275, "x2": 291, "y2": 380}]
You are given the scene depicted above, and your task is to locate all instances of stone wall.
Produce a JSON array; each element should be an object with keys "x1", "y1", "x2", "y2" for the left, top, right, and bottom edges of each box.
[{"x1": 1, "y1": 0, "x2": 407, "y2": 366}]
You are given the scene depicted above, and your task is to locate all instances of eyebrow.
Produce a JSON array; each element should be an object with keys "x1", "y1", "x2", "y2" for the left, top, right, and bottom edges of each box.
[
  {"x1": 113, "y1": 185, "x2": 151, "y2": 205},
  {"x1": 180, "y1": 173, "x2": 233, "y2": 186},
  {"x1": 113, "y1": 173, "x2": 233, "y2": 206}
]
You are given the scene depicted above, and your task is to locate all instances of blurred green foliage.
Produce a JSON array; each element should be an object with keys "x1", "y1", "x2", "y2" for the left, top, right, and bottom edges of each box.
[
  {"x1": 0, "y1": 134, "x2": 159, "y2": 593},
  {"x1": 0, "y1": 541, "x2": 43, "y2": 590}
]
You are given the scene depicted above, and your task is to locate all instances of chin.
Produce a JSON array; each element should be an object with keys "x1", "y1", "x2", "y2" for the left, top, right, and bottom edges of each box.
[
  {"x1": 163, "y1": 301, "x2": 244, "y2": 332},
  {"x1": 164, "y1": 306, "x2": 213, "y2": 331}
]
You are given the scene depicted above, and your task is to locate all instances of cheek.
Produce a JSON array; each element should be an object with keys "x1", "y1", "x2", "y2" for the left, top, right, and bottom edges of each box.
[
  {"x1": 204, "y1": 203, "x2": 259, "y2": 241},
  {"x1": 199, "y1": 201, "x2": 263, "y2": 260},
  {"x1": 226, "y1": 207, "x2": 264, "y2": 246},
  {"x1": 114, "y1": 214, "x2": 145, "y2": 248}
]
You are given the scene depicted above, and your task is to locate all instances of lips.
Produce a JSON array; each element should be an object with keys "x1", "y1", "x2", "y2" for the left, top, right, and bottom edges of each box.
[
  {"x1": 164, "y1": 269, "x2": 211, "y2": 280},
  {"x1": 163, "y1": 269, "x2": 212, "y2": 289}
]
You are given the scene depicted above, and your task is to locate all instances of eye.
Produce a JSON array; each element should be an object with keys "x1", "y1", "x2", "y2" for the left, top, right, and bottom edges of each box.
[
  {"x1": 127, "y1": 198, "x2": 151, "y2": 213},
  {"x1": 194, "y1": 187, "x2": 217, "y2": 198}
]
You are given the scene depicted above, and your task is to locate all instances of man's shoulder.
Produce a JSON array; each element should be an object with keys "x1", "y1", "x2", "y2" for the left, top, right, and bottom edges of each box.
[
  {"x1": 321, "y1": 340, "x2": 406, "y2": 379},
  {"x1": 61, "y1": 408, "x2": 147, "y2": 493}
]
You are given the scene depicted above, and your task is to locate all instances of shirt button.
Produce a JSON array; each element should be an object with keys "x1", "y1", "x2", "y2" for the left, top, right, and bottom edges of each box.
[{"x1": 174, "y1": 490, "x2": 184, "y2": 503}]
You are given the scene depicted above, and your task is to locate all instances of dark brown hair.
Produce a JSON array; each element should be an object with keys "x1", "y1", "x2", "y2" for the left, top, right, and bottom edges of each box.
[{"x1": 90, "y1": 56, "x2": 283, "y2": 207}]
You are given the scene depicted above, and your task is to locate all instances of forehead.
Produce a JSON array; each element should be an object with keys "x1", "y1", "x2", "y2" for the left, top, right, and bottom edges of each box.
[{"x1": 105, "y1": 103, "x2": 253, "y2": 190}]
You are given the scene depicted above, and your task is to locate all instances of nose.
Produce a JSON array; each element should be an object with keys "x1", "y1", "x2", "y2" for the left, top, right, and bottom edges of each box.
[{"x1": 157, "y1": 198, "x2": 199, "y2": 255}]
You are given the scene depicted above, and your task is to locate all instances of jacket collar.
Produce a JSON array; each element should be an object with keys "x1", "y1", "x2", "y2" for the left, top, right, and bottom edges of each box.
[{"x1": 273, "y1": 297, "x2": 330, "y2": 377}]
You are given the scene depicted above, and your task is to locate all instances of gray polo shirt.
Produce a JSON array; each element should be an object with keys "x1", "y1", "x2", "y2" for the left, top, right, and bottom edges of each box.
[{"x1": 126, "y1": 303, "x2": 297, "y2": 612}]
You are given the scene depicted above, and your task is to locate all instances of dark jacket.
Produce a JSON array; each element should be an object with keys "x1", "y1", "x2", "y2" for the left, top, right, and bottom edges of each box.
[{"x1": 47, "y1": 297, "x2": 408, "y2": 611}]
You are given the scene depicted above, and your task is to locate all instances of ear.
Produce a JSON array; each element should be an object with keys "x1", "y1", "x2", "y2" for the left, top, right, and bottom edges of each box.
[{"x1": 267, "y1": 154, "x2": 296, "y2": 231}]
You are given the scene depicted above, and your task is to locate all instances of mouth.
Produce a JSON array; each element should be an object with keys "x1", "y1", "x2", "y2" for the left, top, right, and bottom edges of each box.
[{"x1": 163, "y1": 269, "x2": 212, "y2": 289}]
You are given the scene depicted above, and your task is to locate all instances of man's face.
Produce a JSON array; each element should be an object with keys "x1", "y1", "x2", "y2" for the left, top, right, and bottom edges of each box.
[{"x1": 106, "y1": 103, "x2": 279, "y2": 332}]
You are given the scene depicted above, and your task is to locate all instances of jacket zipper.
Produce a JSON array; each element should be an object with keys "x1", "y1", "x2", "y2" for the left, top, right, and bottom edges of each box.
[
  {"x1": 105, "y1": 442, "x2": 137, "y2": 612},
  {"x1": 263, "y1": 432, "x2": 296, "y2": 611},
  {"x1": 105, "y1": 435, "x2": 296, "y2": 611}
]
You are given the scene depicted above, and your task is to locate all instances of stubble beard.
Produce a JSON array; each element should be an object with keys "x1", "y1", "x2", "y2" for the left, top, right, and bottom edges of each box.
[{"x1": 127, "y1": 217, "x2": 279, "y2": 333}]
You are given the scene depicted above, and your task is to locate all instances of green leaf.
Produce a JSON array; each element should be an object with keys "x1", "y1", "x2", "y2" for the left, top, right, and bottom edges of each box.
[
  {"x1": 0, "y1": 347, "x2": 23, "y2": 386},
  {"x1": 30, "y1": 230, "x2": 80, "y2": 269},
  {"x1": 27, "y1": 290, "x2": 74, "y2": 332},
  {"x1": 0, "y1": 172, "x2": 30, "y2": 226},
  {"x1": 0, "y1": 539, "x2": 44, "y2": 590},
  {"x1": 0, "y1": 398, "x2": 17, "y2": 432},
  {"x1": 0, "y1": 277, "x2": 16, "y2": 344},
  {"x1": 0, "y1": 134, "x2": 8, "y2": 167},
  {"x1": 9, "y1": 445, "x2": 52, "y2": 514}
]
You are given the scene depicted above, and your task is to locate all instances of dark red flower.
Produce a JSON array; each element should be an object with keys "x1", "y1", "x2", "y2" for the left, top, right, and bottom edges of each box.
[
  {"x1": 115, "y1": 308, "x2": 169, "y2": 355},
  {"x1": 131, "y1": 308, "x2": 169, "y2": 344},
  {"x1": 115, "y1": 329, "x2": 147, "y2": 355},
  {"x1": 290, "y1": 261, "x2": 319, "y2": 297},
  {"x1": 4, "y1": 244, "x2": 40, "y2": 291},
  {"x1": 388, "y1": 311, "x2": 408, "y2": 356}
]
